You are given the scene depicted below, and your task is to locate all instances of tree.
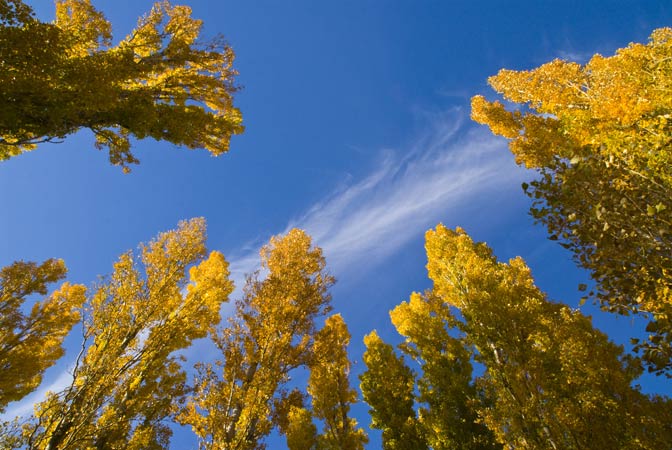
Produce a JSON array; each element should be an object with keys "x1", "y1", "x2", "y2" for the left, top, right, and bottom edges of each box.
[
  {"x1": 362, "y1": 225, "x2": 672, "y2": 449},
  {"x1": 424, "y1": 225, "x2": 672, "y2": 449},
  {"x1": 0, "y1": 259, "x2": 85, "y2": 411},
  {"x1": 471, "y1": 28, "x2": 672, "y2": 374},
  {"x1": 24, "y1": 218, "x2": 233, "y2": 450},
  {"x1": 304, "y1": 314, "x2": 367, "y2": 450},
  {"x1": 279, "y1": 314, "x2": 367, "y2": 450},
  {"x1": 360, "y1": 331, "x2": 427, "y2": 450},
  {"x1": 0, "y1": 0, "x2": 243, "y2": 171},
  {"x1": 389, "y1": 291, "x2": 500, "y2": 450},
  {"x1": 180, "y1": 229, "x2": 335, "y2": 450},
  {"x1": 360, "y1": 289, "x2": 499, "y2": 450}
]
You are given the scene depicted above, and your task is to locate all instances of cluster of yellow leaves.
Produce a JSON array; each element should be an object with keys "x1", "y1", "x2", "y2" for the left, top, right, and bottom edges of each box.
[
  {"x1": 361, "y1": 225, "x2": 672, "y2": 449},
  {"x1": 390, "y1": 291, "x2": 499, "y2": 450},
  {"x1": 0, "y1": 0, "x2": 243, "y2": 171},
  {"x1": 275, "y1": 314, "x2": 368, "y2": 450},
  {"x1": 5, "y1": 2, "x2": 672, "y2": 449},
  {"x1": 0, "y1": 259, "x2": 85, "y2": 411},
  {"x1": 425, "y1": 225, "x2": 672, "y2": 449},
  {"x1": 302, "y1": 314, "x2": 367, "y2": 450},
  {"x1": 180, "y1": 229, "x2": 337, "y2": 450},
  {"x1": 24, "y1": 218, "x2": 234, "y2": 450},
  {"x1": 472, "y1": 28, "x2": 672, "y2": 173},
  {"x1": 0, "y1": 224, "x2": 362, "y2": 449},
  {"x1": 361, "y1": 274, "x2": 499, "y2": 449},
  {"x1": 471, "y1": 28, "x2": 672, "y2": 374}
]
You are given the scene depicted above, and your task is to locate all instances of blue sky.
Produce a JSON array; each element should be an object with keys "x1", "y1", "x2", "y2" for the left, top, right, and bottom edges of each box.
[{"x1": 2, "y1": 1, "x2": 672, "y2": 448}]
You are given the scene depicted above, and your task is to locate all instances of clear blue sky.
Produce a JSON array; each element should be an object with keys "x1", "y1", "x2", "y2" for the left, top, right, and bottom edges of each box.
[{"x1": 2, "y1": 1, "x2": 671, "y2": 448}]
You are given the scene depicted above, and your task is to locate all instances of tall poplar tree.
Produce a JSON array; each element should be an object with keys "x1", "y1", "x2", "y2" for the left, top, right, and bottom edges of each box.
[
  {"x1": 360, "y1": 331, "x2": 427, "y2": 450},
  {"x1": 283, "y1": 314, "x2": 368, "y2": 450},
  {"x1": 24, "y1": 218, "x2": 233, "y2": 450},
  {"x1": 180, "y1": 229, "x2": 335, "y2": 450},
  {"x1": 425, "y1": 225, "x2": 672, "y2": 449},
  {"x1": 363, "y1": 225, "x2": 672, "y2": 449},
  {"x1": 389, "y1": 291, "x2": 500, "y2": 450},
  {"x1": 0, "y1": 259, "x2": 85, "y2": 410}
]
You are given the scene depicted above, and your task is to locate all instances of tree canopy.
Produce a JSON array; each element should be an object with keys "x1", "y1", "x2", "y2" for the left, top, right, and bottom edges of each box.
[
  {"x1": 0, "y1": 0, "x2": 243, "y2": 171},
  {"x1": 24, "y1": 218, "x2": 233, "y2": 449},
  {"x1": 472, "y1": 28, "x2": 672, "y2": 374},
  {"x1": 179, "y1": 229, "x2": 340, "y2": 449},
  {"x1": 361, "y1": 225, "x2": 672, "y2": 450}
]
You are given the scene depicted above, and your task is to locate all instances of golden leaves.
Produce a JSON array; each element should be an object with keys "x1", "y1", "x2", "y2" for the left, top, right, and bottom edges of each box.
[
  {"x1": 471, "y1": 28, "x2": 672, "y2": 373},
  {"x1": 182, "y1": 229, "x2": 335, "y2": 449},
  {"x1": 471, "y1": 96, "x2": 521, "y2": 139},
  {"x1": 360, "y1": 223, "x2": 672, "y2": 449},
  {"x1": 0, "y1": 259, "x2": 85, "y2": 410},
  {"x1": 308, "y1": 314, "x2": 367, "y2": 450},
  {"x1": 420, "y1": 225, "x2": 672, "y2": 449},
  {"x1": 25, "y1": 218, "x2": 233, "y2": 449},
  {"x1": 0, "y1": 1, "x2": 243, "y2": 170},
  {"x1": 55, "y1": 0, "x2": 112, "y2": 56}
]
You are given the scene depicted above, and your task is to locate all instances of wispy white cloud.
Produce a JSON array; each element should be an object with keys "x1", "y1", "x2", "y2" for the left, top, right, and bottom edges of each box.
[
  {"x1": 221, "y1": 108, "x2": 525, "y2": 287},
  {"x1": 556, "y1": 49, "x2": 595, "y2": 64},
  {"x1": 279, "y1": 109, "x2": 526, "y2": 278}
]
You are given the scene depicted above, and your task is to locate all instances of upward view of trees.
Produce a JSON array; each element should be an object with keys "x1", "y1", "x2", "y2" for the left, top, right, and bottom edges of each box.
[
  {"x1": 0, "y1": 259, "x2": 85, "y2": 411},
  {"x1": 1, "y1": 1, "x2": 671, "y2": 449},
  {"x1": 25, "y1": 218, "x2": 232, "y2": 450}
]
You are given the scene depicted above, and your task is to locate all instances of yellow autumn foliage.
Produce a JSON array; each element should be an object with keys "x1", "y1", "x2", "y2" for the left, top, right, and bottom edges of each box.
[
  {"x1": 25, "y1": 218, "x2": 233, "y2": 449},
  {"x1": 424, "y1": 225, "x2": 672, "y2": 449},
  {"x1": 0, "y1": 259, "x2": 85, "y2": 411},
  {"x1": 181, "y1": 229, "x2": 334, "y2": 450},
  {"x1": 0, "y1": 0, "x2": 243, "y2": 171},
  {"x1": 472, "y1": 28, "x2": 672, "y2": 373}
]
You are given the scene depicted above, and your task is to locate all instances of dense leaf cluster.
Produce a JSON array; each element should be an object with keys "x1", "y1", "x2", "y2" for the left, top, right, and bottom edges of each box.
[
  {"x1": 361, "y1": 226, "x2": 672, "y2": 449},
  {"x1": 0, "y1": 0, "x2": 243, "y2": 171}
]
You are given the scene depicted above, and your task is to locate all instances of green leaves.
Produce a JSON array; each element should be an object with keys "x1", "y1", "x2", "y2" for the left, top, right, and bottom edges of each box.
[{"x1": 360, "y1": 331, "x2": 427, "y2": 450}]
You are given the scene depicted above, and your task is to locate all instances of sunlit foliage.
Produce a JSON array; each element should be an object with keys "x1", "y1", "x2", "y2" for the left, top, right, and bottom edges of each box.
[
  {"x1": 279, "y1": 314, "x2": 367, "y2": 450},
  {"x1": 427, "y1": 225, "x2": 672, "y2": 449},
  {"x1": 0, "y1": 0, "x2": 243, "y2": 171},
  {"x1": 305, "y1": 314, "x2": 367, "y2": 450},
  {"x1": 472, "y1": 28, "x2": 672, "y2": 374},
  {"x1": 0, "y1": 259, "x2": 85, "y2": 411},
  {"x1": 362, "y1": 225, "x2": 672, "y2": 449},
  {"x1": 180, "y1": 229, "x2": 335, "y2": 450},
  {"x1": 24, "y1": 218, "x2": 233, "y2": 449},
  {"x1": 389, "y1": 291, "x2": 500, "y2": 450}
]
